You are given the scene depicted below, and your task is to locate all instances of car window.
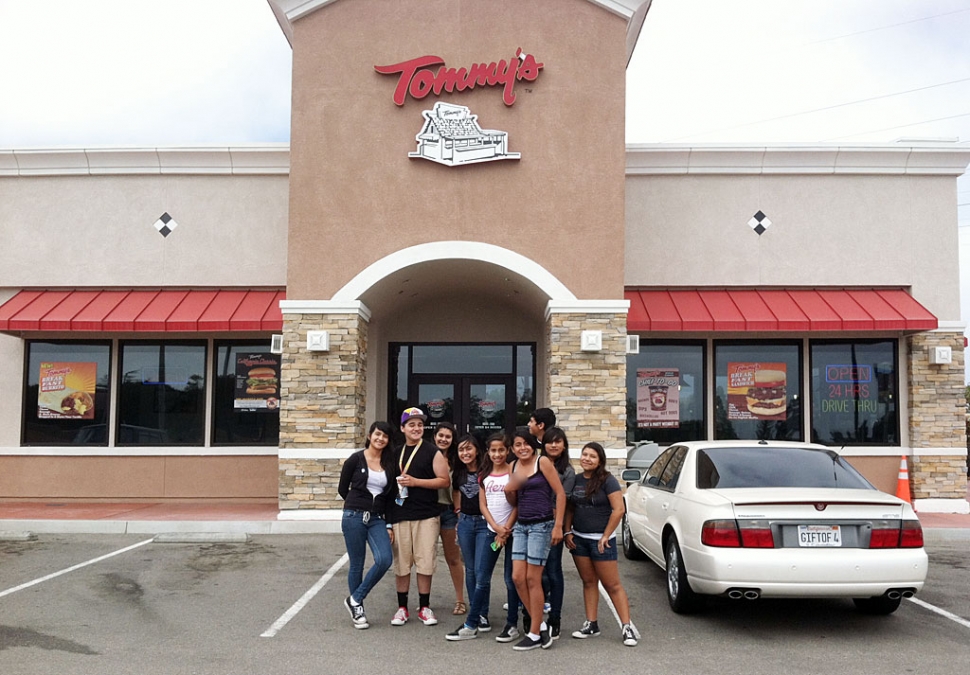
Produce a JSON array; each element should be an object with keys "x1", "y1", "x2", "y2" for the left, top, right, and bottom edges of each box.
[
  {"x1": 695, "y1": 446, "x2": 875, "y2": 489},
  {"x1": 659, "y1": 447, "x2": 687, "y2": 490},
  {"x1": 643, "y1": 447, "x2": 676, "y2": 487}
]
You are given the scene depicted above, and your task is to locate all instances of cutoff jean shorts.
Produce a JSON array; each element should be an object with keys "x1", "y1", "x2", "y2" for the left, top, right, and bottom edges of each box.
[{"x1": 511, "y1": 519, "x2": 554, "y2": 566}]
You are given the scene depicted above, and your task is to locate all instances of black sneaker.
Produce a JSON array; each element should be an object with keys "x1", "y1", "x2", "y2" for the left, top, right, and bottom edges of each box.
[
  {"x1": 495, "y1": 624, "x2": 520, "y2": 643},
  {"x1": 478, "y1": 615, "x2": 491, "y2": 632},
  {"x1": 549, "y1": 621, "x2": 561, "y2": 640},
  {"x1": 344, "y1": 597, "x2": 369, "y2": 629},
  {"x1": 539, "y1": 626, "x2": 553, "y2": 649},
  {"x1": 621, "y1": 622, "x2": 640, "y2": 647},
  {"x1": 445, "y1": 624, "x2": 478, "y2": 641},
  {"x1": 512, "y1": 635, "x2": 542, "y2": 651},
  {"x1": 571, "y1": 620, "x2": 600, "y2": 638}
]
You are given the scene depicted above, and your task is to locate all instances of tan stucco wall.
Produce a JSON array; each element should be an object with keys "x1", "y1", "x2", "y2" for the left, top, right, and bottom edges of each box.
[
  {"x1": 0, "y1": 174, "x2": 288, "y2": 288},
  {"x1": 624, "y1": 174, "x2": 961, "y2": 320},
  {"x1": 0, "y1": 456, "x2": 278, "y2": 499},
  {"x1": 0, "y1": 331, "x2": 24, "y2": 447},
  {"x1": 286, "y1": 0, "x2": 627, "y2": 302}
]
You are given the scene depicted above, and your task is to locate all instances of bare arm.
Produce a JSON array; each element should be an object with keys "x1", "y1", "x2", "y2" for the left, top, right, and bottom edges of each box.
[
  {"x1": 400, "y1": 450, "x2": 450, "y2": 490},
  {"x1": 599, "y1": 489, "x2": 626, "y2": 553},
  {"x1": 540, "y1": 457, "x2": 566, "y2": 545}
]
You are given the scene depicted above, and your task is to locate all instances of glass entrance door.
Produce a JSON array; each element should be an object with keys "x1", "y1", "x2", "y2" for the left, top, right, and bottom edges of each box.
[{"x1": 414, "y1": 376, "x2": 514, "y2": 444}]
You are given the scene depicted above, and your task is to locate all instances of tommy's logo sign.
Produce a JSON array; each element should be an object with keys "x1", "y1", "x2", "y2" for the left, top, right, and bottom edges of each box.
[{"x1": 375, "y1": 48, "x2": 543, "y2": 106}]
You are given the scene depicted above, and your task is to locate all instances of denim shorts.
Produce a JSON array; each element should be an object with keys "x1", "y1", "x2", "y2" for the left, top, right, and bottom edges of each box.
[
  {"x1": 439, "y1": 506, "x2": 458, "y2": 531},
  {"x1": 569, "y1": 534, "x2": 618, "y2": 562},
  {"x1": 511, "y1": 519, "x2": 554, "y2": 565}
]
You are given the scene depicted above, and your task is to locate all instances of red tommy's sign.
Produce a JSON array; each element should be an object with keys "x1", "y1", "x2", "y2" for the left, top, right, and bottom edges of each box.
[{"x1": 375, "y1": 48, "x2": 543, "y2": 106}]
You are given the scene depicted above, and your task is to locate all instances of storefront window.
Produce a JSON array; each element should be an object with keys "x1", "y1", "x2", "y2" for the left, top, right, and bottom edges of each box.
[
  {"x1": 626, "y1": 341, "x2": 706, "y2": 445},
  {"x1": 117, "y1": 341, "x2": 206, "y2": 445},
  {"x1": 22, "y1": 341, "x2": 111, "y2": 445},
  {"x1": 810, "y1": 340, "x2": 898, "y2": 445},
  {"x1": 714, "y1": 341, "x2": 802, "y2": 441},
  {"x1": 212, "y1": 342, "x2": 280, "y2": 445}
]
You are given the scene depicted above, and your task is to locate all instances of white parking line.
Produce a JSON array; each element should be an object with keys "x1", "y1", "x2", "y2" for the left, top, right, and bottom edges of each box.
[
  {"x1": 907, "y1": 596, "x2": 970, "y2": 630},
  {"x1": 261, "y1": 552, "x2": 349, "y2": 638},
  {"x1": 0, "y1": 538, "x2": 154, "y2": 599}
]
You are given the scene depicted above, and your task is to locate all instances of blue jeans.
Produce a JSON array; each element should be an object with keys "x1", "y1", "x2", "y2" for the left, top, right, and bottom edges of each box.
[
  {"x1": 504, "y1": 534, "x2": 523, "y2": 626},
  {"x1": 512, "y1": 519, "x2": 554, "y2": 565},
  {"x1": 543, "y1": 540, "x2": 565, "y2": 621},
  {"x1": 341, "y1": 510, "x2": 393, "y2": 605},
  {"x1": 456, "y1": 513, "x2": 493, "y2": 623}
]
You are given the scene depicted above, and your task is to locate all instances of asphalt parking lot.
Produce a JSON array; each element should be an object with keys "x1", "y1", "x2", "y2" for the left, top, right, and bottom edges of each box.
[{"x1": 1, "y1": 534, "x2": 968, "y2": 675}]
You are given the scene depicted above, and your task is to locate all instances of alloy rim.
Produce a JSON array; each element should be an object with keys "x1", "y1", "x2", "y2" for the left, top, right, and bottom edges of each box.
[{"x1": 667, "y1": 543, "x2": 679, "y2": 598}]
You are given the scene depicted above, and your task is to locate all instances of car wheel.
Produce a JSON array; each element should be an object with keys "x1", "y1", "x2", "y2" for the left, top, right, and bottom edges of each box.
[
  {"x1": 665, "y1": 534, "x2": 701, "y2": 614},
  {"x1": 853, "y1": 595, "x2": 902, "y2": 615},
  {"x1": 622, "y1": 515, "x2": 647, "y2": 560}
]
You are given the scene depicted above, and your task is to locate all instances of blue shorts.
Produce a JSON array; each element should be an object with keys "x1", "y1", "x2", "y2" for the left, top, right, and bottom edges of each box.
[
  {"x1": 439, "y1": 506, "x2": 458, "y2": 531},
  {"x1": 569, "y1": 535, "x2": 618, "y2": 562},
  {"x1": 511, "y1": 520, "x2": 554, "y2": 566}
]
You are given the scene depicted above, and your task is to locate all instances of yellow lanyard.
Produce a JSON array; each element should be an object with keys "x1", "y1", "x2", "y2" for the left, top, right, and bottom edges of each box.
[{"x1": 399, "y1": 439, "x2": 423, "y2": 474}]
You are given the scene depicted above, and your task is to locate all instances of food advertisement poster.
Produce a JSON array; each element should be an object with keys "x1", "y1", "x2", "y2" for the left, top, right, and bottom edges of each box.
[
  {"x1": 234, "y1": 353, "x2": 280, "y2": 412},
  {"x1": 636, "y1": 368, "x2": 680, "y2": 428},
  {"x1": 727, "y1": 362, "x2": 787, "y2": 420},
  {"x1": 37, "y1": 362, "x2": 97, "y2": 419}
]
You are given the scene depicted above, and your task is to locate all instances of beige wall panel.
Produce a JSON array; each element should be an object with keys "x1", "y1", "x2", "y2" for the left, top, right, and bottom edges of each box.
[
  {"x1": 287, "y1": 0, "x2": 627, "y2": 302},
  {"x1": 625, "y1": 175, "x2": 961, "y2": 320},
  {"x1": 0, "y1": 175, "x2": 288, "y2": 288},
  {"x1": 0, "y1": 456, "x2": 277, "y2": 499},
  {"x1": 0, "y1": 333, "x2": 24, "y2": 446},
  {"x1": 844, "y1": 456, "x2": 898, "y2": 496}
]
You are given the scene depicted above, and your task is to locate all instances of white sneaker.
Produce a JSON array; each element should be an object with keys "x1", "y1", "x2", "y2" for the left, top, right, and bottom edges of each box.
[{"x1": 390, "y1": 607, "x2": 409, "y2": 626}]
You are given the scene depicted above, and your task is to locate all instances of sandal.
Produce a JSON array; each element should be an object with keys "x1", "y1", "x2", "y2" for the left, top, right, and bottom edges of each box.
[{"x1": 453, "y1": 601, "x2": 467, "y2": 615}]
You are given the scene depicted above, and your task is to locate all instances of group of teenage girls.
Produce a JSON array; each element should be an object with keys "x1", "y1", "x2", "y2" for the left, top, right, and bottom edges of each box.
[{"x1": 337, "y1": 410, "x2": 639, "y2": 650}]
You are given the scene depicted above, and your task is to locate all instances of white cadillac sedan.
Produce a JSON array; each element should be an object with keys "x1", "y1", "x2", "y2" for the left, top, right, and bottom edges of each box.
[{"x1": 621, "y1": 440, "x2": 927, "y2": 615}]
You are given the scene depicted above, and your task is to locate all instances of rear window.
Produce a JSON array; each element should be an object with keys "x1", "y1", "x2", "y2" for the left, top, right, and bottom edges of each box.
[{"x1": 696, "y1": 446, "x2": 874, "y2": 490}]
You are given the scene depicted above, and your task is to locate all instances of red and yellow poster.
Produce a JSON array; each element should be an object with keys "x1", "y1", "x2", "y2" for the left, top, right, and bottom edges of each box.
[
  {"x1": 37, "y1": 362, "x2": 97, "y2": 419},
  {"x1": 637, "y1": 368, "x2": 680, "y2": 428},
  {"x1": 727, "y1": 362, "x2": 787, "y2": 420}
]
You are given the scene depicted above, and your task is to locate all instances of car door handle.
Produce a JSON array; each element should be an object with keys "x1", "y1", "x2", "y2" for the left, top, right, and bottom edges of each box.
[{"x1": 661, "y1": 502, "x2": 669, "y2": 511}]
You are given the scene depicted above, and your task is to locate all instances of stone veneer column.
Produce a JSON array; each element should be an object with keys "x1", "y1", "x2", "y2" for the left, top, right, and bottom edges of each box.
[
  {"x1": 546, "y1": 307, "x2": 628, "y2": 449},
  {"x1": 278, "y1": 311, "x2": 368, "y2": 511},
  {"x1": 907, "y1": 330, "x2": 969, "y2": 512}
]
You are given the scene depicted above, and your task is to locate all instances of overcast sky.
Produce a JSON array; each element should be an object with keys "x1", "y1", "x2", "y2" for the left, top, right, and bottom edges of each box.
[{"x1": 2, "y1": 0, "x2": 969, "y2": 364}]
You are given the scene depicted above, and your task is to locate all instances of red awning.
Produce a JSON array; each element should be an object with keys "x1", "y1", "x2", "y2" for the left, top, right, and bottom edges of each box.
[
  {"x1": 0, "y1": 290, "x2": 285, "y2": 333},
  {"x1": 625, "y1": 289, "x2": 937, "y2": 333}
]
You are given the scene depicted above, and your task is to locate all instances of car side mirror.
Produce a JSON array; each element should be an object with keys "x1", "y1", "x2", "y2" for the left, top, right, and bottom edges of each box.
[{"x1": 621, "y1": 469, "x2": 642, "y2": 483}]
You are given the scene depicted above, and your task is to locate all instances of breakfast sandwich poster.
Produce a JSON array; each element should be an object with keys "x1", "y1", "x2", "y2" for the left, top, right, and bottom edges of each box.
[
  {"x1": 233, "y1": 353, "x2": 281, "y2": 412},
  {"x1": 37, "y1": 362, "x2": 97, "y2": 419},
  {"x1": 727, "y1": 362, "x2": 788, "y2": 420}
]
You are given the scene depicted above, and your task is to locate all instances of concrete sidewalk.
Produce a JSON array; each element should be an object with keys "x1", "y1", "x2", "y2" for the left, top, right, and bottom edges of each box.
[{"x1": 1, "y1": 500, "x2": 968, "y2": 539}]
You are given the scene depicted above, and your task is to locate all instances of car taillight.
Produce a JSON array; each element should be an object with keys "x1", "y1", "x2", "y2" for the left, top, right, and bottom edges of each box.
[
  {"x1": 701, "y1": 520, "x2": 741, "y2": 547},
  {"x1": 739, "y1": 525, "x2": 775, "y2": 548},
  {"x1": 900, "y1": 520, "x2": 924, "y2": 548},
  {"x1": 869, "y1": 520, "x2": 924, "y2": 548}
]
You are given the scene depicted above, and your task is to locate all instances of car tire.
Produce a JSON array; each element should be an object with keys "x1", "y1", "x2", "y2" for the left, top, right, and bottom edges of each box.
[
  {"x1": 852, "y1": 595, "x2": 902, "y2": 615},
  {"x1": 665, "y1": 534, "x2": 701, "y2": 614},
  {"x1": 622, "y1": 515, "x2": 647, "y2": 560}
]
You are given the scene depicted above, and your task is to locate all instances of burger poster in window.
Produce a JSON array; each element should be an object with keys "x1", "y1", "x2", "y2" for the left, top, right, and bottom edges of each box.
[
  {"x1": 728, "y1": 362, "x2": 787, "y2": 420},
  {"x1": 234, "y1": 354, "x2": 280, "y2": 412},
  {"x1": 37, "y1": 362, "x2": 97, "y2": 419},
  {"x1": 636, "y1": 369, "x2": 680, "y2": 428}
]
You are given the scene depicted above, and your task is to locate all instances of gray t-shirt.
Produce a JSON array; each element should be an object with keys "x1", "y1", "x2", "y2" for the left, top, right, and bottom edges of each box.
[{"x1": 569, "y1": 473, "x2": 621, "y2": 538}]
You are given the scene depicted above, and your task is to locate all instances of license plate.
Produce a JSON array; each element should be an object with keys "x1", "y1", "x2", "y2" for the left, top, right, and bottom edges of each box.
[{"x1": 797, "y1": 525, "x2": 842, "y2": 547}]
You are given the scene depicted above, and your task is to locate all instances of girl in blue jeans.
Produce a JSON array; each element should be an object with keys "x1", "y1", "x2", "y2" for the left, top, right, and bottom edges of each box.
[
  {"x1": 446, "y1": 432, "x2": 518, "y2": 641},
  {"x1": 540, "y1": 427, "x2": 575, "y2": 639},
  {"x1": 337, "y1": 421, "x2": 398, "y2": 630}
]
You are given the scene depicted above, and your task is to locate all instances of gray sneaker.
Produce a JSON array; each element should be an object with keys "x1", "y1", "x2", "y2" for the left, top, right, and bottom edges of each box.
[
  {"x1": 495, "y1": 624, "x2": 520, "y2": 643},
  {"x1": 445, "y1": 624, "x2": 479, "y2": 641}
]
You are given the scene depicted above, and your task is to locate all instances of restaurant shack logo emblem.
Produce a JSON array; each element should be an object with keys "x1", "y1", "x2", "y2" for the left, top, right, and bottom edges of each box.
[{"x1": 409, "y1": 102, "x2": 520, "y2": 167}]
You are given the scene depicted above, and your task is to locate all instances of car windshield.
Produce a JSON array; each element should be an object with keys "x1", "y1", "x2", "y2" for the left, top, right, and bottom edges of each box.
[{"x1": 696, "y1": 446, "x2": 874, "y2": 490}]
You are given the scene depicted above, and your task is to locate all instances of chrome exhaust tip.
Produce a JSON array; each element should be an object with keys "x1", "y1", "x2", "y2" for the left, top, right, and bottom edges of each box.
[
  {"x1": 727, "y1": 589, "x2": 744, "y2": 600},
  {"x1": 901, "y1": 590, "x2": 915, "y2": 598},
  {"x1": 887, "y1": 590, "x2": 901, "y2": 600},
  {"x1": 743, "y1": 590, "x2": 761, "y2": 600}
]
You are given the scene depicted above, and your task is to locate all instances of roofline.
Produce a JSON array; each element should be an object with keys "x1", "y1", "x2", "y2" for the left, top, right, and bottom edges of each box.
[
  {"x1": 2, "y1": 142, "x2": 968, "y2": 177},
  {"x1": 266, "y1": 0, "x2": 652, "y2": 64}
]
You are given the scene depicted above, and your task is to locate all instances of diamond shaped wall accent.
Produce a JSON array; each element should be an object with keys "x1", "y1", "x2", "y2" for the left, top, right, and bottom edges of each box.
[
  {"x1": 153, "y1": 212, "x2": 178, "y2": 238},
  {"x1": 748, "y1": 210, "x2": 771, "y2": 236}
]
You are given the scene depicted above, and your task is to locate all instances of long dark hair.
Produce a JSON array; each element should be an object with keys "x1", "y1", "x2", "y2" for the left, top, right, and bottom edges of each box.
[
  {"x1": 452, "y1": 434, "x2": 482, "y2": 489},
  {"x1": 434, "y1": 421, "x2": 459, "y2": 470},
  {"x1": 542, "y1": 426, "x2": 571, "y2": 476},
  {"x1": 582, "y1": 442, "x2": 609, "y2": 500},
  {"x1": 365, "y1": 420, "x2": 396, "y2": 471},
  {"x1": 478, "y1": 431, "x2": 510, "y2": 485}
]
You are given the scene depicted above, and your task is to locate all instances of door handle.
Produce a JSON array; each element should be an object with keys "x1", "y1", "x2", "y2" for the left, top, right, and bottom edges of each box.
[{"x1": 661, "y1": 502, "x2": 669, "y2": 511}]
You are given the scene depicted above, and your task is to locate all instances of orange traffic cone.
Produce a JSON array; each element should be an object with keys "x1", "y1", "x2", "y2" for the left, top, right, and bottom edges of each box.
[{"x1": 895, "y1": 456, "x2": 912, "y2": 503}]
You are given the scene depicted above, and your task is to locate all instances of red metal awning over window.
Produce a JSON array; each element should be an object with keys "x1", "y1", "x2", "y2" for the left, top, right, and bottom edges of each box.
[
  {"x1": 625, "y1": 289, "x2": 937, "y2": 332},
  {"x1": 0, "y1": 290, "x2": 286, "y2": 333}
]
